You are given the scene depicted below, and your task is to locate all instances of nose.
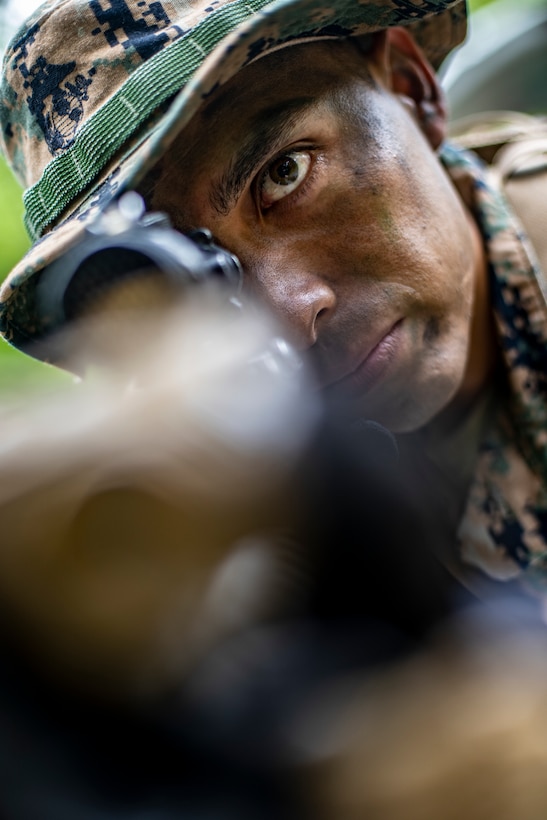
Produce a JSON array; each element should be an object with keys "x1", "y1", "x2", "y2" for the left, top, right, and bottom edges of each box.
[{"x1": 250, "y1": 266, "x2": 337, "y2": 349}]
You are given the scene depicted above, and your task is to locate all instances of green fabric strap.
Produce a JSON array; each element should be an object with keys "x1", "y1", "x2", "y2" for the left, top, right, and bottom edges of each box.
[{"x1": 23, "y1": 0, "x2": 272, "y2": 240}]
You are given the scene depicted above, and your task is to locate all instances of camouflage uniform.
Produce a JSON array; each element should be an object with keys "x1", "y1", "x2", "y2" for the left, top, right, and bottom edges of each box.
[{"x1": 431, "y1": 141, "x2": 547, "y2": 601}]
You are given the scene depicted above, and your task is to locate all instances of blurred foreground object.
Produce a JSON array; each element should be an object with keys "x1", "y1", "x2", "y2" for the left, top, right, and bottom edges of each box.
[
  {"x1": 0, "y1": 282, "x2": 473, "y2": 819},
  {"x1": 1, "y1": 225, "x2": 547, "y2": 819},
  {"x1": 0, "y1": 293, "x2": 319, "y2": 700},
  {"x1": 295, "y1": 603, "x2": 547, "y2": 820},
  {"x1": 1, "y1": 195, "x2": 539, "y2": 818},
  {"x1": 0, "y1": 193, "x2": 452, "y2": 703},
  {"x1": 0, "y1": 246, "x2": 470, "y2": 819}
]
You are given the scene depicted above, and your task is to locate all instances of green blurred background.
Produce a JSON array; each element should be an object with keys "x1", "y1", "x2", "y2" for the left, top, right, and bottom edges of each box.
[
  {"x1": 0, "y1": 155, "x2": 69, "y2": 388},
  {"x1": 0, "y1": 0, "x2": 545, "y2": 386}
]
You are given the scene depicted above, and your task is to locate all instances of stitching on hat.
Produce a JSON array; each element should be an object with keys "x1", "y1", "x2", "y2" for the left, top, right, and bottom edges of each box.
[
  {"x1": 121, "y1": 98, "x2": 138, "y2": 116},
  {"x1": 188, "y1": 37, "x2": 208, "y2": 58},
  {"x1": 71, "y1": 152, "x2": 85, "y2": 182}
]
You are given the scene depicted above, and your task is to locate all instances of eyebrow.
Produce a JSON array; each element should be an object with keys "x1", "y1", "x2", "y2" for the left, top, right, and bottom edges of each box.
[{"x1": 210, "y1": 97, "x2": 317, "y2": 216}]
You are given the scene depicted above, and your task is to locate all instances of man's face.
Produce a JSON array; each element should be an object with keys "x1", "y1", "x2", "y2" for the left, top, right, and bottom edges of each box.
[{"x1": 149, "y1": 37, "x2": 482, "y2": 433}]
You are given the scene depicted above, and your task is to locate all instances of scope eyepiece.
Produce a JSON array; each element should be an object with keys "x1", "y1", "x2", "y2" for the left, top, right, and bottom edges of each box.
[{"x1": 35, "y1": 193, "x2": 243, "y2": 333}]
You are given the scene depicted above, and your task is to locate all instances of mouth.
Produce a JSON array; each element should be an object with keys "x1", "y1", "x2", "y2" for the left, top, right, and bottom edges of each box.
[{"x1": 325, "y1": 319, "x2": 405, "y2": 397}]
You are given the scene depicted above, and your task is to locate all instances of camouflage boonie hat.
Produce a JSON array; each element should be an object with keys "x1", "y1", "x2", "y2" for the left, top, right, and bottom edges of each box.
[{"x1": 0, "y1": 0, "x2": 467, "y2": 359}]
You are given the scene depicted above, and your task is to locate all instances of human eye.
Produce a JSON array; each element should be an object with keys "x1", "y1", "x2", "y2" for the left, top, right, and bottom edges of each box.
[{"x1": 258, "y1": 150, "x2": 312, "y2": 208}]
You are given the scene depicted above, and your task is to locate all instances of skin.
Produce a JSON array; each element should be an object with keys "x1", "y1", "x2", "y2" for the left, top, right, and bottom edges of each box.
[{"x1": 148, "y1": 29, "x2": 495, "y2": 434}]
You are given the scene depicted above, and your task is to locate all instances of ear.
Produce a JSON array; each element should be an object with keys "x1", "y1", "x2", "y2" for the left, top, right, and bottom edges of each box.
[{"x1": 370, "y1": 27, "x2": 448, "y2": 150}]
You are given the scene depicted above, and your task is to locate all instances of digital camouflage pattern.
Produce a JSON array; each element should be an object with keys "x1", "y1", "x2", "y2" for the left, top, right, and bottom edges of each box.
[
  {"x1": 439, "y1": 142, "x2": 547, "y2": 599},
  {"x1": 0, "y1": 0, "x2": 467, "y2": 350}
]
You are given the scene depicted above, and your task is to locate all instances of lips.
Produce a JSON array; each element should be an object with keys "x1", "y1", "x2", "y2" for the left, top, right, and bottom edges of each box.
[{"x1": 323, "y1": 319, "x2": 404, "y2": 397}]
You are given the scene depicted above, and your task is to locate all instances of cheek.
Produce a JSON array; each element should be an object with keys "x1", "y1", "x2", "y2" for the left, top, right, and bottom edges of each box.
[
  {"x1": 321, "y1": 176, "x2": 428, "y2": 291},
  {"x1": 334, "y1": 94, "x2": 475, "y2": 293}
]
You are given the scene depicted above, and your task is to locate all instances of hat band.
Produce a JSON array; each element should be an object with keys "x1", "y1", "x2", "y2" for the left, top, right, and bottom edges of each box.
[{"x1": 23, "y1": 0, "x2": 273, "y2": 240}]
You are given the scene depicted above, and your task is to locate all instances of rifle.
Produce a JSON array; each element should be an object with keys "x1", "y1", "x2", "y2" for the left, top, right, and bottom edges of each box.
[{"x1": 0, "y1": 192, "x2": 480, "y2": 818}]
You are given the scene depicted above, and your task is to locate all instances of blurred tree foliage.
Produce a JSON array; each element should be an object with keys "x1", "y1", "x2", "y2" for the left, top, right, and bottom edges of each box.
[
  {"x1": 0, "y1": 156, "x2": 70, "y2": 389},
  {"x1": 0, "y1": 155, "x2": 29, "y2": 282}
]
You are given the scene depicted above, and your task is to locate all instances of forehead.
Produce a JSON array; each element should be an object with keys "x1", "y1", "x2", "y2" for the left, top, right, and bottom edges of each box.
[
  {"x1": 140, "y1": 37, "x2": 392, "y2": 230},
  {"x1": 162, "y1": 39, "x2": 379, "y2": 168}
]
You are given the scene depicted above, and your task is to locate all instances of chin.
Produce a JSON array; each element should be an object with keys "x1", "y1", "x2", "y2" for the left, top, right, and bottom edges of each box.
[{"x1": 358, "y1": 373, "x2": 464, "y2": 435}]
